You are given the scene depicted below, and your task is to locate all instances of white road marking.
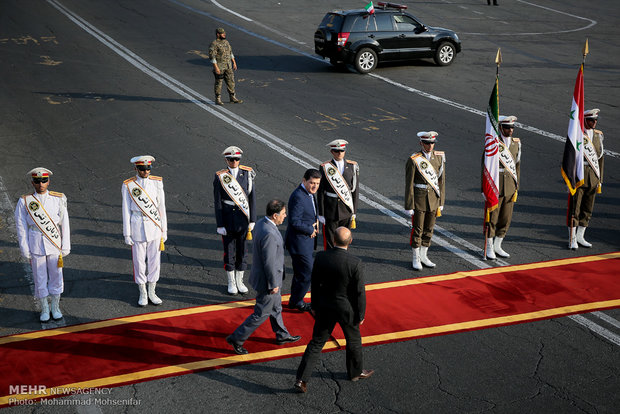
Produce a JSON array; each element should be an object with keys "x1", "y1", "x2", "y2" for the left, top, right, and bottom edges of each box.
[
  {"x1": 568, "y1": 315, "x2": 620, "y2": 347},
  {"x1": 591, "y1": 311, "x2": 620, "y2": 330}
]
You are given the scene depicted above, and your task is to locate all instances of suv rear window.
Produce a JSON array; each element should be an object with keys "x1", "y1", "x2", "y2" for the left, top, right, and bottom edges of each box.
[{"x1": 319, "y1": 13, "x2": 344, "y2": 30}]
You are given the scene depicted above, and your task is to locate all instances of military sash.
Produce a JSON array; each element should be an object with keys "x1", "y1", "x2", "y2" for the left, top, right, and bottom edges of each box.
[
  {"x1": 321, "y1": 162, "x2": 354, "y2": 213},
  {"x1": 23, "y1": 194, "x2": 62, "y2": 251},
  {"x1": 125, "y1": 179, "x2": 162, "y2": 229},
  {"x1": 217, "y1": 171, "x2": 250, "y2": 219},
  {"x1": 498, "y1": 140, "x2": 518, "y2": 185},
  {"x1": 411, "y1": 154, "x2": 440, "y2": 197},
  {"x1": 583, "y1": 135, "x2": 600, "y2": 179}
]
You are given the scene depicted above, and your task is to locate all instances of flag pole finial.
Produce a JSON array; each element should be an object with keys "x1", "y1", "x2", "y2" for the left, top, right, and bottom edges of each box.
[
  {"x1": 495, "y1": 48, "x2": 502, "y2": 66},
  {"x1": 582, "y1": 39, "x2": 589, "y2": 65}
]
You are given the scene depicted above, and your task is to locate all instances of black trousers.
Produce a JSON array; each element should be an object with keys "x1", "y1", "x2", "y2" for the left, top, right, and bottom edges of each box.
[
  {"x1": 221, "y1": 230, "x2": 248, "y2": 271},
  {"x1": 296, "y1": 312, "x2": 363, "y2": 381}
]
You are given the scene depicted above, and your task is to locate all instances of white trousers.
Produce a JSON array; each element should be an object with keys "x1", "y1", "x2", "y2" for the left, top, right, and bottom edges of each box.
[
  {"x1": 132, "y1": 240, "x2": 161, "y2": 284},
  {"x1": 31, "y1": 254, "x2": 64, "y2": 298}
]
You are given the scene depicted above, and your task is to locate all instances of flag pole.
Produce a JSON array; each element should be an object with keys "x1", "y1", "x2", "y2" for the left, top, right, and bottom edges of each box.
[{"x1": 483, "y1": 48, "x2": 502, "y2": 260}]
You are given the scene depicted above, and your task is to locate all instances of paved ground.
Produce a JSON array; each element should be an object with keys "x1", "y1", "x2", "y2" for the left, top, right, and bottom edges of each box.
[{"x1": 1, "y1": 0, "x2": 618, "y2": 412}]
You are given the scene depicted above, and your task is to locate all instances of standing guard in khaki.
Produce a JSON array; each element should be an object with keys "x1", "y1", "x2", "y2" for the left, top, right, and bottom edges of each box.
[
  {"x1": 122, "y1": 156, "x2": 168, "y2": 307},
  {"x1": 404, "y1": 132, "x2": 446, "y2": 270},
  {"x1": 213, "y1": 146, "x2": 256, "y2": 295},
  {"x1": 482, "y1": 115, "x2": 521, "y2": 259},
  {"x1": 209, "y1": 27, "x2": 242, "y2": 106},
  {"x1": 317, "y1": 139, "x2": 359, "y2": 250},
  {"x1": 569, "y1": 108, "x2": 605, "y2": 249},
  {"x1": 15, "y1": 168, "x2": 71, "y2": 322}
]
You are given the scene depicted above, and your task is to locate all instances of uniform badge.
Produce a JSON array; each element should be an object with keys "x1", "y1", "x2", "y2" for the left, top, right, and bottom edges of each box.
[
  {"x1": 327, "y1": 167, "x2": 336, "y2": 176},
  {"x1": 28, "y1": 201, "x2": 40, "y2": 212},
  {"x1": 132, "y1": 188, "x2": 142, "y2": 197},
  {"x1": 499, "y1": 146, "x2": 504, "y2": 152},
  {"x1": 421, "y1": 161, "x2": 428, "y2": 169},
  {"x1": 223, "y1": 175, "x2": 232, "y2": 184}
]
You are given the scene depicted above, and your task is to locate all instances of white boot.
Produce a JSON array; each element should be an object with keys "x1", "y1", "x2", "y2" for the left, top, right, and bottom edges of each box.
[
  {"x1": 412, "y1": 247, "x2": 422, "y2": 271},
  {"x1": 235, "y1": 270, "x2": 248, "y2": 294},
  {"x1": 138, "y1": 284, "x2": 148, "y2": 307},
  {"x1": 568, "y1": 227, "x2": 578, "y2": 250},
  {"x1": 420, "y1": 246, "x2": 436, "y2": 268},
  {"x1": 227, "y1": 271, "x2": 238, "y2": 295},
  {"x1": 39, "y1": 296, "x2": 50, "y2": 322},
  {"x1": 147, "y1": 282, "x2": 162, "y2": 305},
  {"x1": 485, "y1": 238, "x2": 496, "y2": 260},
  {"x1": 493, "y1": 237, "x2": 510, "y2": 258},
  {"x1": 50, "y1": 294, "x2": 63, "y2": 320},
  {"x1": 576, "y1": 226, "x2": 592, "y2": 248}
]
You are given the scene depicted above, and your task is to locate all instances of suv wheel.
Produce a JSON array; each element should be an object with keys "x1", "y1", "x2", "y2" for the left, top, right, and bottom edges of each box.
[
  {"x1": 354, "y1": 48, "x2": 377, "y2": 74},
  {"x1": 434, "y1": 42, "x2": 455, "y2": 66}
]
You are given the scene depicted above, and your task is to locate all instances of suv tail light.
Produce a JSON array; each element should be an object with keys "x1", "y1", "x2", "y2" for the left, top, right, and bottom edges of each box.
[{"x1": 337, "y1": 32, "x2": 350, "y2": 49}]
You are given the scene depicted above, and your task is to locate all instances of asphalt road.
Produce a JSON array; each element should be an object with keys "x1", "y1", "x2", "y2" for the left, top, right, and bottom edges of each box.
[{"x1": 1, "y1": 0, "x2": 619, "y2": 412}]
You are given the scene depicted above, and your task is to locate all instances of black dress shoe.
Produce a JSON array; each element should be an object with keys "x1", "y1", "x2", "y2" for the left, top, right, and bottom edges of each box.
[
  {"x1": 351, "y1": 369, "x2": 374, "y2": 382},
  {"x1": 297, "y1": 302, "x2": 312, "y2": 312},
  {"x1": 276, "y1": 335, "x2": 301, "y2": 345},
  {"x1": 294, "y1": 379, "x2": 307, "y2": 393},
  {"x1": 226, "y1": 335, "x2": 248, "y2": 355}
]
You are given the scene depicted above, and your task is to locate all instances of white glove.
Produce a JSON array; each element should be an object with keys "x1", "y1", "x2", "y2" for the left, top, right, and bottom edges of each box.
[
  {"x1": 248, "y1": 222, "x2": 255, "y2": 231},
  {"x1": 481, "y1": 192, "x2": 486, "y2": 200},
  {"x1": 61, "y1": 250, "x2": 70, "y2": 257},
  {"x1": 405, "y1": 209, "x2": 414, "y2": 217},
  {"x1": 318, "y1": 215, "x2": 325, "y2": 225},
  {"x1": 162, "y1": 232, "x2": 168, "y2": 242},
  {"x1": 439, "y1": 206, "x2": 444, "y2": 212},
  {"x1": 23, "y1": 252, "x2": 31, "y2": 260},
  {"x1": 124, "y1": 236, "x2": 134, "y2": 246},
  {"x1": 217, "y1": 227, "x2": 227, "y2": 236},
  {"x1": 351, "y1": 214, "x2": 356, "y2": 220}
]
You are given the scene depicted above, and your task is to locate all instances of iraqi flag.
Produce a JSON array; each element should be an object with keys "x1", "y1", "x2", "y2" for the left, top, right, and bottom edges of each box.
[
  {"x1": 561, "y1": 65, "x2": 585, "y2": 195},
  {"x1": 365, "y1": 1, "x2": 375, "y2": 14},
  {"x1": 482, "y1": 76, "x2": 500, "y2": 220}
]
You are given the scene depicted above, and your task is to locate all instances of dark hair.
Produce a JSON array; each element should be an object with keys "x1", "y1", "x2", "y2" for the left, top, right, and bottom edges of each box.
[
  {"x1": 303, "y1": 168, "x2": 321, "y2": 181},
  {"x1": 266, "y1": 199, "x2": 286, "y2": 217}
]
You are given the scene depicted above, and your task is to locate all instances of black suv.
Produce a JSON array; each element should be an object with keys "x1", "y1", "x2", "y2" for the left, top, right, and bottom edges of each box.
[{"x1": 314, "y1": 2, "x2": 461, "y2": 74}]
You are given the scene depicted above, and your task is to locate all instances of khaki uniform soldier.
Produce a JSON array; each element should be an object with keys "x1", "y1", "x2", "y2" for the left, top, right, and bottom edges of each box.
[
  {"x1": 122, "y1": 156, "x2": 167, "y2": 307},
  {"x1": 569, "y1": 108, "x2": 605, "y2": 249},
  {"x1": 405, "y1": 131, "x2": 446, "y2": 270},
  {"x1": 209, "y1": 27, "x2": 242, "y2": 106},
  {"x1": 15, "y1": 168, "x2": 71, "y2": 322},
  {"x1": 317, "y1": 139, "x2": 359, "y2": 250},
  {"x1": 214, "y1": 146, "x2": 256, "y2": 295},
  {"x1": 483, "y1": 115, "x2": 521, "y2": 259}
]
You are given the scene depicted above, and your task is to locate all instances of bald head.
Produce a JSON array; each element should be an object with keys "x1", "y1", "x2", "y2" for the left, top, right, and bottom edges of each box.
[{"x1": 334, "y1": 227, "x2": 352, "y2": 248}]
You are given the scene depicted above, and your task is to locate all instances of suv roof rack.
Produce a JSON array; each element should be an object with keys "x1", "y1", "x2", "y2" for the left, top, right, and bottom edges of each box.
[{"x1": 376, "y1": 2, "x2": 408, "y2": 10}]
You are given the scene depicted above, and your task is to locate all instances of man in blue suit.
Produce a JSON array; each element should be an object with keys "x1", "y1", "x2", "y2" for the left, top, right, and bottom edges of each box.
[
  {"x1": 285, "y1": 169, "x2": 322, "y2": 312},
  {"x1": 226, "y1": 199, "x2": 300, "y2": 355}
]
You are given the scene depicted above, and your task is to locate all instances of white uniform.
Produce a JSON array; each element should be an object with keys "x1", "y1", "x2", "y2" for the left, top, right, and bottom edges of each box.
[
  {"x1": 14, "y1": 191, "x2": 70, "y2": 298},
  {"x1": 121, "y1": 175, "x2": 167, "y2": 284}
]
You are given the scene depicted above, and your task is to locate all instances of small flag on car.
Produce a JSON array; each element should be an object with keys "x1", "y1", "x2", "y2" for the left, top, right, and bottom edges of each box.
[{"x1": 365, "y1": 1, "x2": 375, "y2": 14}]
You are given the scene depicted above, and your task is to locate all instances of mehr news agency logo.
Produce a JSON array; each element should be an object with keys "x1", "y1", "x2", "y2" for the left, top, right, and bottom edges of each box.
[{"x1": 8, "y1": 385, "x2": 140, "y2": 406}]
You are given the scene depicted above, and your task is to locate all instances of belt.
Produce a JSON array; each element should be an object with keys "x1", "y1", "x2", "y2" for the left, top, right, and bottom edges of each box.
[
  {"x1": 222, "y1": 200, "x2": 236, "y2": 206},
  {"x1": 499, "y1": 168, "x2": 505, "y2": 172},
  {"x1": 325, "y1": 192, "x2": 338, "y2": 198},
  {"x1": 414, "y1": 184, "x2": 427, "y2": 189}
]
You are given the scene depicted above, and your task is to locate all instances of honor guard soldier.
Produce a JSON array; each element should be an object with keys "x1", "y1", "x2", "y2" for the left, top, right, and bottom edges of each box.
[
  {"x1": 122, "y1": 156, "x2": 167, "y2": 307},
  {"x1": 569, "y1": 109, "x2": 605, "y2": 249},
  {"x1": 483, "y1": 115, "x2": 521, "y2": 259},
  {"x1": 317, "y1": 139, "x2": 359, "y2": 249},
  {"x1": 15, "y1": 168, "x2": 71, "y2": 322},
  {"x1": 209, "y1": 27, "x2": 242, "y2": 106},
  {"x1": 404, "y1": 132, "x2": 446, "y2": 270},
  {"x1": 214, "y1": 146, "x2": 256, "y2": 295}
]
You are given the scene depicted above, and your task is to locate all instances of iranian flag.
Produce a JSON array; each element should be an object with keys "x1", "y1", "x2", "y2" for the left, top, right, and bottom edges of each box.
[
  {"x1": 482, "y1": 76, "x2": 500, "y2": 220},
  {"x1": 561, "y1": 65, "x2": 585, "y2": 195},
  {"x1": 365, "y1": 1, "x2": 375, "y2": 14}
]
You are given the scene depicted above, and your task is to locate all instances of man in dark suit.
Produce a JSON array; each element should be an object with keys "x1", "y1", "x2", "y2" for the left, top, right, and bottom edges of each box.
[
  {"x1": 213, "y1": 146, "x2": 256, "y2": 295},
  {"x1": 285, "y1": 169, "x2": 322, "y2": 312},
  {"x1": 294, "y1": 227, "x2": 373, "y2": 393},
  {"x1": 226, "y1": 200, "x2": 300, "y2": 355}
]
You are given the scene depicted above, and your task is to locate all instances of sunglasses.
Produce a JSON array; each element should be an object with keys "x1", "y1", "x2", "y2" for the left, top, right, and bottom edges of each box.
[
  {"x1": 501, "y1": 125, "x2": 514, "y2": 130},
  {"x1": 137, "y1": 165, "x2": 151, "y2": 171},
  {"x1": 32, "y1": 178, "x2": 49, "y2": 184},
  {"x1": 331, "y1": 149, "x2": 345, "y2": 153},
  {"x1": 227, "y1": 158, "x2": 241, "y2": 162}
]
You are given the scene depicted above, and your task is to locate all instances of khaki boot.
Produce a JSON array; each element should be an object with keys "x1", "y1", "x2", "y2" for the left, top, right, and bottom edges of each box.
[
  {"x1": 485, "y1": 238, "x2": 496, "y2": 260},
  {"x1": 138, "y1": 284, "x2": 148, "y2": 307},
  {"x1": 40, "y1": 296, "x2": 51, "y2": 322},
  {"x1": 576, "y1": 226, "x2": 592, "y2": 248},
  {"x1": 50, "y1": 294, "x2": 63, "y2": 320},
  {"x1": 215, "y1": 95, "x2": 223, "y2": 106},
  {"x1": 227, "y1": 271, "x2": 238, "y2": 295},
  {"x1": 230, "y1": 94, "x2": 243, "y2": 104},
  {"x1": 235, "y1": 270, "x2": 248, "y2": 294},
  {"x1": 147, "y1": 282, "x2": 163, "y2": 305},
  {"x1": 412, "y1": 248, "x2": 422, "y2": 271},
  {"x1": 420, "y1": 246, "x2": 436, "y2": 268}
]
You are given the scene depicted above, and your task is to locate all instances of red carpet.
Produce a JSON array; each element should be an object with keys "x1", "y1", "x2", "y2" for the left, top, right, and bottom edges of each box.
[{"x1": 2, "y1": 252, "x2": 619, "y2": 406}]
